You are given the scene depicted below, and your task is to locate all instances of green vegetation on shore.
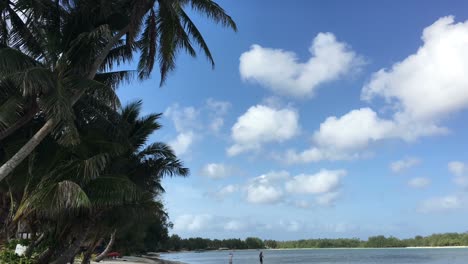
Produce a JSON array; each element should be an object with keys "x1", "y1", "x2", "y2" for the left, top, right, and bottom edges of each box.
[{"x1": 162, "y1": 232, "x2": 468, "y2": 251}]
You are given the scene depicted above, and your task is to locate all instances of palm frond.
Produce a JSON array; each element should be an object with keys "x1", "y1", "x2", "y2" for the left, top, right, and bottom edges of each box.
[
  {"x1": 85, "y1": 176, "x2": 142, "y2": 207},
  {"x1": 15, "y1": 180, "x2": 91, "y2": 220},
  {"x1": 0, "y1": 47, "x2": 41, "y2": 75}
]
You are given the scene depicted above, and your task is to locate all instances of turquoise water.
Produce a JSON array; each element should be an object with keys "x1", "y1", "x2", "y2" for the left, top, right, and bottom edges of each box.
[{"x1": 160, "y1": 248, "x2": 468, "y2": 264}]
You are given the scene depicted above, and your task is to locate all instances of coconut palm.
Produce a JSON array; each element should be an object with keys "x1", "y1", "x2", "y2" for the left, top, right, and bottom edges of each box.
[
  {"x1": 0, "y1": 0, "x2": 236, "y2": 181},
  {"x1": 6, "y1": 99, "x2": 187, "y2": 264}
]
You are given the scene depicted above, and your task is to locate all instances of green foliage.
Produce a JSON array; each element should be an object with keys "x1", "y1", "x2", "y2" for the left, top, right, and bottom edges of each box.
[
  {"x1": 0, "y1": 240, "x2": 33, "y2": 264},
  {"x1": 245, "y1": 237, "x2": 265, "y2": 249},
  {"x1": 162, "y1": 232, "x2": 468, "y2": 251}
]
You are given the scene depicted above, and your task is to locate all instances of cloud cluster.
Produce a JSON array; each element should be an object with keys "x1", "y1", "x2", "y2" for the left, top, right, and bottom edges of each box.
[
  {"x1": 200, "y1": 163, "x2": 235, "y2": 179},
  {"x1": 165, "y1": 99, "x2": 231, "y2": 155},
  {"x1": 240, "y1": 33, "x2": 363, "y2": 98},
  {"x1": 227, "y1": 105, "x2": 299, "y2": 156},
  {"x1": 217, "y1": 169, "x2": 346, "y2": 207},
  {"x1": 284, "y1": 16, "x2": 468, "y2": 163}
]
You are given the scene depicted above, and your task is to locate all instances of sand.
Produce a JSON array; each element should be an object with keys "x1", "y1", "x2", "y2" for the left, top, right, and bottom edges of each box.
[{"x1": 91, "y1": 256, "x2": 184, "y2": 264}]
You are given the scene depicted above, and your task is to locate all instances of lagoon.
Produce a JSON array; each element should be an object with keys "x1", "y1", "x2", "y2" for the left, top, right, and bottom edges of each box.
[{"x1": 160, "y1": 248, "x2": 468, "y2": 264}]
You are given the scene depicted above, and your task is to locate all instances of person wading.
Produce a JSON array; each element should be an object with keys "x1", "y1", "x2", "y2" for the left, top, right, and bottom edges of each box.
[{"x1": 259, "y1": 251, "x2": 264, "y2": 264}]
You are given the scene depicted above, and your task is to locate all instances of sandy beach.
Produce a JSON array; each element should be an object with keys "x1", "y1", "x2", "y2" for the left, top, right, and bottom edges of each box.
[{"x1": 91, "y1": 256, "x2": 184, "y2": 264}]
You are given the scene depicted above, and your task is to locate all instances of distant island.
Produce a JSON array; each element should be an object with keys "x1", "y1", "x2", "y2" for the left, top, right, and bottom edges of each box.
[{"x1": 161, "y1": 232, "x2": 468, "y2": 251}]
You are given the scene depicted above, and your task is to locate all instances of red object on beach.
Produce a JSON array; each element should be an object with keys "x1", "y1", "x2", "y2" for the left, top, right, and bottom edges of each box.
[{"x1": 107, "y1": 252, "x2": 121, "y2": 258}]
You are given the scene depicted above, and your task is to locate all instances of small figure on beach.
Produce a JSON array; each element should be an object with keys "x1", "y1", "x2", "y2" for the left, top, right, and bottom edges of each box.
[
  {"x1": 259, "y1": 251, "x2": 263, "y2": 264},
  {"x1": 229, "y1": 252, "x2": 233, "y2": 263}
]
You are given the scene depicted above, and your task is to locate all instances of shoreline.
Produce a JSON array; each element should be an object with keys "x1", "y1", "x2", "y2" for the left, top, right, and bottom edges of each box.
[
  {"x1": 271, "y1": 246, "x2": 468, "y2": 250},
  {"x1": 92, "y1": 256, "x2": 186, "y2": 264}
]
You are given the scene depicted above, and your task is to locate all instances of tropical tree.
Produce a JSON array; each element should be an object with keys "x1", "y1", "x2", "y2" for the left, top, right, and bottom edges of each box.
[
  {"x1": 1, "y1": 100, "x2": 187, "y2": 264},
  {"x1": 0, "y1": 0, "x2": 236, "y2": 181}
]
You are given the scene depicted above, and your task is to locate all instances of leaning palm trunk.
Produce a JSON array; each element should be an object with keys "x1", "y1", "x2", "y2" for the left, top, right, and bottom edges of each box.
[
  {"x1": 0, "y1": 28, "x2": 128, "y2": 182},
  {"x1": 95, "y1": 230, "x2": 117, "y2": 262},
  {"x1": 50, "y1": 225, "x2": 91, "y2": 264},
  {"x1": 81, "y1": 236, "x2": 103, "y2": 264}
]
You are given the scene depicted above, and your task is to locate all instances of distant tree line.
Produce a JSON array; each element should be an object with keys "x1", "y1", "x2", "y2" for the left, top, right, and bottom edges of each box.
[{"x1": 161, "y1": 233, "x2": 468, "y2": 251}]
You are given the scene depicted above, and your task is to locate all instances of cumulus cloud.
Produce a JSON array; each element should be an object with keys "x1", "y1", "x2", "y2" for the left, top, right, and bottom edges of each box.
[
  {"x1": 240, "y1": 32, "x2": 363, "y2": 98},
  {"x1": 283, "y1": 16, "x2": 468, "y2": 164},
  {"x1": 285, "y1": 169, "x2": 346, "y2": 194},
  {"x1": 244, "y1": 171, "x2": 289, "y2": 204},
  {"x1": 200, "y1": 163, "x2": 234, "y2": 179},
  {"x1": 169, "y1": 131, "x2": 194, "y2": 155},
  {"x1": 390, "y1": 157, "x2": 421, "y2": 173},
  {"x1": 418, "y1": 195, "x2": 462, "y2": 213},
  {"x1": 228, "y1": 105, "x2": 299, "y2": 156},
  {"x1": 408, "y1": 177, "x2": 431, "y2": 188},
  {"x1": 362, "y1": 16, "x2": 468, "y2": 123},
  {"x1": 240, "y1": 170, "x2": 346, "y2": 207}
]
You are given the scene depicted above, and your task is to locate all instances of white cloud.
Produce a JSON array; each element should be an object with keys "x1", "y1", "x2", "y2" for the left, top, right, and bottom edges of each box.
[
  {"x1": 246, "y1": 184, "x2": 283, "y2": 204},
  {"x1": 206, "y1": 98, "x2": 231, "y2": 133},
  {"x1": 214, "y1": 184, "x2": 239, "y2": 200},
  {"x1": 224, "y1": 220, "x2": 246, "y2": 231},
  {"x1": 448, "y1": 161, "x2": 468, "y2": 188},
  {"x1": 239, "y1": 32, "x2": 363, "y2": 98},
  {"x1": 316, "y1": 191, "x2": 340, "y2": 206},
  {"x1": 254, "y1": 170, "x2": 290, "y2": 185},
  {"x1": 282, "y1": 16, "x2": 468, "y2": 164},
  {"x1": 285, "y1": 169, "x2": 346, "y2": 194},
  {"x1": 165, "y1": 99, "x2": 231, "y2": 155},
  {"x1": 363, "y1": 16, "x2": 468, "y2": 123},
  {"x1": 390, "y1": 157, "x2": 421, "y2": 173},
  {"x1": 165, "y1": 104, "x2": 200, "y2": 132},
  {"x1": 228, "y1": 105, "x2": 299, "y2": 156},
  {"x1": 449, "y1": 161, "x2": 467, "y2": 177},
  {"x1": 169, "y1": 131, "x2": 194, "y2": 155},
  {"x1": 313, "y1": 108, "x2": 396, "y2": 151},
  {"x1": 245, "y1": 171, "x2": 289, "y2": 205},
  {"x1": 206, "y1": 98, "x2": 231, "y2": 115},
  {"x1": 408, "y1": 177, "x2": 431, "y2": 189},
  {"x1": 200, "y1": 163, "x2": 234, "y2": 179},
  {"x1": 418, "y1": 195, "x2": 462, "y2": 213},
  {"x1": 173, "y1": 214, "x2": 214, "y2": 232}
]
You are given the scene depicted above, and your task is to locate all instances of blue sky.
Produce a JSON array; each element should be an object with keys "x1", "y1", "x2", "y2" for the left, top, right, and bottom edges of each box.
[{"x1": 117, "y1": 1, "x2": 468, "y2": 240}]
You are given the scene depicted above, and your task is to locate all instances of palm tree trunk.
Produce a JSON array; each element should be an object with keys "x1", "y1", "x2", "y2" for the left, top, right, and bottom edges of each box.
[
  {"x1": 0, "y1": 28, "x2": 129, "y2": 182},
  {"x1": 94, "y1": 229, "x2": 117, "y2": 262},
  {"x1": 80, "y1": 235, "x2": 101, "y2": 264},
  {"x1": 36, "y1": 248, "x2": 53, "y2": 264},
  {"x1": 50, "y1": 226, "x2": 91, "y2": 264},
  {"x1": 0, "y1": 118, "x2": 56, "y2": 182}
]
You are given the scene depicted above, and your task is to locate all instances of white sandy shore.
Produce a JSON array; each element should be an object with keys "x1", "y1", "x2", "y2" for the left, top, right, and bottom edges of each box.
[{"x1": 91, "y1": 256, "x2": 184, "y2": 264}]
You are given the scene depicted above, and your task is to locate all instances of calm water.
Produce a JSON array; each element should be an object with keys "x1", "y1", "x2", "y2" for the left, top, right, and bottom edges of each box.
[{"x1": 160, "y1": 248, "x2": 468, "y2": 264}]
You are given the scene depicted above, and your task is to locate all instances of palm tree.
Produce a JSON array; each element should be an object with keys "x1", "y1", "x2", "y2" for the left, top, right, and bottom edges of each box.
[
  {"x1": 8, "y1": 100, "x2": 188, "y2": 263},
  {"x1": 0, "y1": 0, "x2": 236, "y2": 181}
]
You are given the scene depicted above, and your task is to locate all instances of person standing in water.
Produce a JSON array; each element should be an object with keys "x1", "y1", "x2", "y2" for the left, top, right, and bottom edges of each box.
[
  {"x1": 229, "y1": 252, "x2": 233, "y2": 264},
  {"x1": 259, "y1": 251, "x2": 263, "y2": 264}
]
